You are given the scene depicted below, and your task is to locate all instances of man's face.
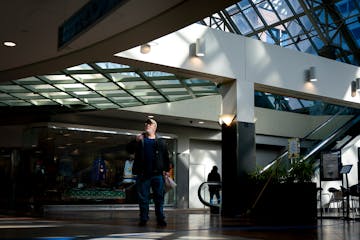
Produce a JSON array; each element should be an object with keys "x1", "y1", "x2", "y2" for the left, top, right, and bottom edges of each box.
[{"x1": 145, "y1": 121, "x2": 157, "y2": 135}]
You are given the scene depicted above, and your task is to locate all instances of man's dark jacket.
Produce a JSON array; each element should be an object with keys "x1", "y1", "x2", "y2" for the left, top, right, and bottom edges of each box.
[{"x1": 132, "y1": 134, "x2": 170, "y2": 177}]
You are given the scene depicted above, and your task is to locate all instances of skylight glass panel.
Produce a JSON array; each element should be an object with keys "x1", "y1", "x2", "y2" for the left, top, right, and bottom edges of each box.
[
  {"x1": 230, "y1": 14, "x2": 252, "y2": 34},
  {"x1": 72, "y1": 74, "x2": 104, "y2": 81},
  {"x1": 96, "y1": 62, "x2": 130, "y2": 69},
  {"x1": 121, "y1": 81, "x2": 150, "y2": 89},
  {"x1": 110, "y1": 72, "x2": 140, "y2": 81},
  {"x1": 349, "y1": 25, "x2": 360, "y2": 41},
  {"x1": 152, "y1": 80, "x2": 180, "y2": 86},
  {"x1": 287, "y1": 98, "x2": 303, "y2": 110},
  {"x1": 335, "y1": 0, "x2": 358, "y2": 16},
  {"x1": 273, "y1": 0, "x2": 293, "y2": 20},
  {"x1": 56, "y1": 98, "x2": 82, "y2": 105},
  {"x1": 184, "y1": 79, "x2": 212, "y2": 84},
  {"x1": 256, "y1": 3, "x2": 280, "y2": 26},
  {"x1": 45, "y1": 75, "x2": 74, "y2": 82},
  {"x1": 299, "y1": 15, "x2": 313, "y2": 32},
  {"x1": 4, "y1": 100, "x2": 30, "y2": 106},
  {"x1": 66, "y1": 64, "x2": 92, "y2": 71},
  {"x1": 12, "y1": 93, "x2": 44, "y2": 99},
  {"x1": 143, "y1": 71, "x2": 174, "y2": 77},
  {"x1": 55, "y1": 84, "x2": 87, "y2": 91},
  {"x1": 112, "y1": 96, "x2": 137, "y2": 102},
  {"x1": 161, "y1": 88, "x2": 188, "y2": 94},
  {"x1": 43, "y1": 92, "x2": 71, "y2": 98},
  {"x1": 298, "y1": 39, "x2": 314, "y2": 53},
  {"x1": 129, "y1": 89, "x2": 157, "y2": 97},
  {"x1": 31, "y1": 99, "x2": 57, "y2": 106},
  {"x1": 101, "y1": 90, "x2": 127, "y2": 97},
  {"x1": 191, "y1": 86, "x2": 217, "y2": 92},
  {"x1": 72, "y1": 91, "x2": 98, "y2": 97},
  {"x1": 85, "y1": 98, "x2": 109, "y2": 103},
  {"x1": 85, "y1": 82, "x2": 119, "y2": 91},
  {"x1": 29, "y1": 84, "x2": 56, "y2": 91},
  {"x1": 0, "y1": 85, "x2": 27, "y2": 92},
  {"x1": 288, "y1": 1, "x2": 304, "y2": 14},
  {"x1": 238, "y1": 0, "x2": 251, "y2": 10},
  {"x1": 14, "y1": 77, "x2": 43, "y2": 85},
  {"x1": 0, "y1": 93, "x2": 12, "y2": 99},
  {"x1": 300, "y1": 99, "x2": 315, "y2": 108},
  {"x1": 286, "y1": 20, "x2": 304, "y2": 37},
  {"x1": 244, "y1": 7, "x2": 265, "y2": 30}
]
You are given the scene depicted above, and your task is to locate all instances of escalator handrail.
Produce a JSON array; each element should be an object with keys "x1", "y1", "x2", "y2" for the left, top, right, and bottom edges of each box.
[
  {"x1": 303, "y1": 113, "x2": 360, "y2": 161},
  {"x1": 197, "y1": 181, "x2": 222, "y2": 208},
  {"x1": 261, "y1": 109, "x2": 353, "y2": 173}
]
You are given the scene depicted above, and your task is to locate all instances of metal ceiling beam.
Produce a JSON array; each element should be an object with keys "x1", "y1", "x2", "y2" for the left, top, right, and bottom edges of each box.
[
  {"x1": 321, "y1": 0, "x2": 360, "y2": 65},
  {"x1": 296, "y1": 0, "x2": 329, "y2": 44}
]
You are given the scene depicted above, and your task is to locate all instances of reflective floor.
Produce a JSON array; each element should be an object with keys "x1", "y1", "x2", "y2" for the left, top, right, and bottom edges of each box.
[{"x1": 0, "y1": 209, "x2": 359, "y2": 240}]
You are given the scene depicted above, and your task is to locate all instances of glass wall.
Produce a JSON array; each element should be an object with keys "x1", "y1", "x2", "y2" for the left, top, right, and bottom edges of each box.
[{"x1": 4, "y1": 124, "x2": 177, "y2": 209}]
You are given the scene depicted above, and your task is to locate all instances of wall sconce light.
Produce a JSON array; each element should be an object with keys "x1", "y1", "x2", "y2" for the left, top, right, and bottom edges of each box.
[
  {"x1": 140, "y1": 43, "x2": 151, "y2": 54},
  {"x1": 219, "y1": 114, "x2": 235, "y2": 127},
  {"x1": 195, "y1": 38, "x2": 205, "y2": 57},
  {"x1": 351, "y1": 78, "x2": 360, "y2": 97},
  {"x1": 307, "y1": 66, "x2": 317, "y2": 82}
]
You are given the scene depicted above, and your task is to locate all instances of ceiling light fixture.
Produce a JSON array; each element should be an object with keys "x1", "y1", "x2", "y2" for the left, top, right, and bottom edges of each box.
[
  {"x1": 3, "y1": 41, "x2": 16, "y2": 47},
  {"x1": 140, "y1": 43, "x2": 151, "y2": 54}
]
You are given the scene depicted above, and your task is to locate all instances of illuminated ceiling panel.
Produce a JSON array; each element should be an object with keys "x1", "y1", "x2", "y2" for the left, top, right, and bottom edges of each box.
[{"x1": 0, "y1": 62, "x2": 219, "y2": 110}]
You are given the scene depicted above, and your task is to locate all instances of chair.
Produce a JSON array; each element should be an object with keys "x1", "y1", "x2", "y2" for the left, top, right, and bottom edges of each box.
[
  {"x1": 327, "y1": 187, "x2": 344, "y2": 212},
  {"x1": 317, "y1": 187, "x2": 330, "y2": 215},
  {"x1": 349, "y1": 184, "x2": 360, "y2": 217}
]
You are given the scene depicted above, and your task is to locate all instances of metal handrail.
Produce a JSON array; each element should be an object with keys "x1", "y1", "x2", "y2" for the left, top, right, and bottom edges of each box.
[
  {"x1": 197, "y1": 181, "x2": 222, "y2": 208},
  {"x1": 261, "y1": 108, "x2": 349, "y2": 173}
]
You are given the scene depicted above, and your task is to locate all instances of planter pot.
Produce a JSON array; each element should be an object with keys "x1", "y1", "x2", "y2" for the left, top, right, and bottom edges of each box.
[{"x1": 250, "y1": 182, "x2": 317, "y2": 225}]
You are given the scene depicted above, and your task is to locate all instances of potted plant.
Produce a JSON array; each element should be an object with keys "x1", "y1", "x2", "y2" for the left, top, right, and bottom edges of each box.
[{"x1": 247, "y1": 157, "x2": 317, "y2": 225}]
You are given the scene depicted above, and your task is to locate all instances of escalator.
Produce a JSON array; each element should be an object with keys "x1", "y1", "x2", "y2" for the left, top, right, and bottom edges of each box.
[
  {"x1": 198, "y1": 181, "x2": 222, "y2": 213},
  {"x1": 262, "y1": 112, "x2": 360, "y2": 173}
]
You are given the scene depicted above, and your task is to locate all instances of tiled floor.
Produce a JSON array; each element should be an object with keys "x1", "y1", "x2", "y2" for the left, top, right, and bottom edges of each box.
[{"x1": 0, "y1": 209, "x2": 359, "y2": 240}]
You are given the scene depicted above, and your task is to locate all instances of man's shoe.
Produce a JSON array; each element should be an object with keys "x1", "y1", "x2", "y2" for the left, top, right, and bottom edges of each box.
[
  {"x1": 138, "y1": 220, "x2": 147, "y2": 226},
  {"x1": 157, "y1": 219, "x2": 167, "y2": 227}
]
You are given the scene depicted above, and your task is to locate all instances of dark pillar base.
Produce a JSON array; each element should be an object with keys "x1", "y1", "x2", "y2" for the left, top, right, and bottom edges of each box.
[{"x1": 221, "y1": 121, "x2": 256, "y2": 217}]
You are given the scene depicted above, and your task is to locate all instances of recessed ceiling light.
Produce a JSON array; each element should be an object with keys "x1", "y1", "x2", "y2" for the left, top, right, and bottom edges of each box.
[
  {"x1": 198, "y1": 121, "x2": 205, "y2": 124},
  {"x1": 3, "y1": 41, "x2": 16, "y2": 47}
]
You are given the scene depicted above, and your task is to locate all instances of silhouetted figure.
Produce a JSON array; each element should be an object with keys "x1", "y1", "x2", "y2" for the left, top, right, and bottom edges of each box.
[{"x1": 207, "y1": 166, "x2": 221, "y2": 204}]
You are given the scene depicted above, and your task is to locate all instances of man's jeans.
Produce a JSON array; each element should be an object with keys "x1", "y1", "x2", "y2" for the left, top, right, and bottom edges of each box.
[{"x1": 137, "y1": 175, "x2": 165, "y2": 222}]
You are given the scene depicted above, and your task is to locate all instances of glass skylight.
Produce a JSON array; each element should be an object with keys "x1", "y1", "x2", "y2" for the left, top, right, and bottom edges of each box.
[
  {"x1": 202, "y1": 0, "x2": 360, "y2": 66},
  {"x1": 0, "y1": 62, "x2": 219, "y2": 110}
]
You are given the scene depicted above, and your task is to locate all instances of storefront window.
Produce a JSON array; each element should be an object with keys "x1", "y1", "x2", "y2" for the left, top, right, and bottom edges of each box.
[{"x1": 21, "y1": 125, "x2": 177, "y2": 206}]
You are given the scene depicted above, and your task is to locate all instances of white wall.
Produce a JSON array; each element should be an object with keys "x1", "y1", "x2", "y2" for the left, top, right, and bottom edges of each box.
[
  {"x1": 116, "y1": 23, "x2": 360, "y2": 123},
  {"x1": 189, "y1": 139, "x2": 221, "y2": 208}
]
